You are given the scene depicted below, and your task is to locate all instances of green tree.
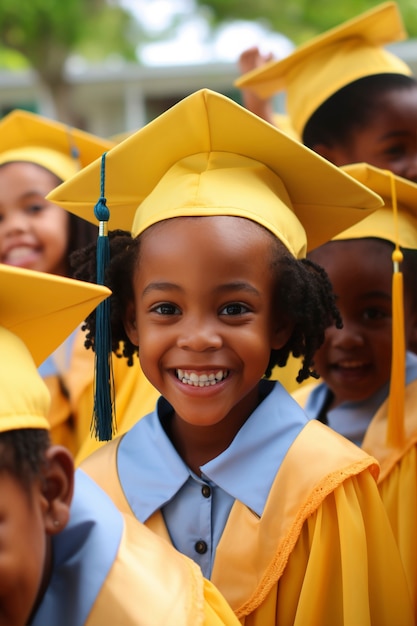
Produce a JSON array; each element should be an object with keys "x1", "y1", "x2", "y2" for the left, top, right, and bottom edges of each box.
[
  {"x1": 194, "y1": 0, "x2": 417, "y2": 43},
  {"x1": 0, "y1": 0, "x2": 142, "y2": 123}
]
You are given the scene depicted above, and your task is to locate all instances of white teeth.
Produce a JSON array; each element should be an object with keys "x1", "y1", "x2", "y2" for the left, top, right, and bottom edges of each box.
[
  {"x1": 338, "y1": 361, "x2": 365, "y2": 369},
  {"x1": 5, "y1": 246, "x2": 35, "y2": 262},
  {"x1": 176, "y1": 369, "x2": 228, "y2": 386}
]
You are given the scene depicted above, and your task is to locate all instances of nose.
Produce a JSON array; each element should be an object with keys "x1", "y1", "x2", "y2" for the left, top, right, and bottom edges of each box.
[
  {"x1": 328, "y1": 320, "x2": 365, "y2": 350},
  {"x1": 176, "y1": 316, "x2": 223, "y2": 352},
  {"x1": 0, "y1": 211, "x2": 28, "y2": 235}
]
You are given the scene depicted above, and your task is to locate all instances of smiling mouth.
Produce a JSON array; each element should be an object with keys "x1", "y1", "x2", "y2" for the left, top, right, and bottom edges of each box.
[
  {"x1": 332, "y1": 360, "x2": 370, "y2": 371},
  {"x1": 176, "y1": 369, "x2": 229, "y2": 387}
]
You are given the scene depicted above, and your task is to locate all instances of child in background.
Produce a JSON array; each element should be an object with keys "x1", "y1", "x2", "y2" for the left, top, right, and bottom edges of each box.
[
  {"x1": 293, "y1": 163, "x2": 417, "y2": 617},
  {"x1": 0, "y1": 262, "x2": 240, "y2": 626},
  {"x1": 47, "y1": 88, "x2": 414, "y2": 625},
  {"x1": 0, "y1": 110, "x2": 159, "y2": 458},
  {"x1": 236, "y1": 2, "x2": 417, "y2": 182}
]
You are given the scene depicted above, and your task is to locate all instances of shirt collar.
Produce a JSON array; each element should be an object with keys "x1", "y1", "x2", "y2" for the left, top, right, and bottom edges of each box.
[{"x1": 118, "y1": 380, "x2": 308, "y2": 520}]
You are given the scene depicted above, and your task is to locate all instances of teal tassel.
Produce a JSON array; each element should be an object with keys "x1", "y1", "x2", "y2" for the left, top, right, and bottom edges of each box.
[{"x1": 92, "y1": 152, "x2": 115, "y2": 440}]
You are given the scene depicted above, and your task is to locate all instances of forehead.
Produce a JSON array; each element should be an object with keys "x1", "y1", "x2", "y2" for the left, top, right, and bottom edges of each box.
[
  {"x1": 136, "y1": 215, "x2": 282, "y2": 286},
  {"x1": 369, "y1": 86, "x2": 417, "y2": 122},
  {"x1": 140, "y1": 215, "x2": 278, "y2": 257},
  {"x1": 310, "y1": 239, "x2": 393, "y2": 289}
]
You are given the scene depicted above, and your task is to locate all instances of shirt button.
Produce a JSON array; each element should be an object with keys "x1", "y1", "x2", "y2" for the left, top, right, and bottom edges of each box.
[
  {"x1": 201, "y1": 485, "x2": 211, "y2": 498},
  {"x1": 194, "y1": 540, "x2": 208, "y2": 554}
]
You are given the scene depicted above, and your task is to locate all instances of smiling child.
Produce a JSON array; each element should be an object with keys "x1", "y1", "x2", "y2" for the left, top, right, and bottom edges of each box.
[{"x1": 47, "y1": 88, "x2": 414, "y2": 625}]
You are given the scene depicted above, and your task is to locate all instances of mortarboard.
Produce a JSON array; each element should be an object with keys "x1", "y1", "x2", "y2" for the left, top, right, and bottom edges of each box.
[
  {"x1": 235, "y1": 2, "x2": 411, "y2": 138},
  {"x1": 0, "y1": 109, "x2": 114, "y2": 181},
  {"x1": 47, "y1": 88, "x2": 383, "y2": 260},
  {"x1": 0, "y1": 263, "x2": 110, "y2": 434}
]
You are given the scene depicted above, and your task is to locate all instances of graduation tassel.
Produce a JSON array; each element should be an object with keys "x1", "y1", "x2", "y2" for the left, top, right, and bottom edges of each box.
[
  {"x1": 92, "y1": 152, "x2": 116, "y2": 440},
  {"x1": 386, "y1": 171, "x2": 405, "y2": 448}
]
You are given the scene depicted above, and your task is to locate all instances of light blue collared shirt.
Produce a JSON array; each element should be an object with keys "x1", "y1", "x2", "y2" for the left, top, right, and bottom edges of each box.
[
  {"x1": 117, "y1": 380, "x2": 309, "y2": 578},
  {"x1": 304, "y1": 351, "x2": 417, "y2": 446}
]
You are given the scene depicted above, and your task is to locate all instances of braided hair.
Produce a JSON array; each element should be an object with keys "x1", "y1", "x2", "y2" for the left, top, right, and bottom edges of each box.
[{"x1": 72, "y1": 224, "x2": 341, "y2": 383}]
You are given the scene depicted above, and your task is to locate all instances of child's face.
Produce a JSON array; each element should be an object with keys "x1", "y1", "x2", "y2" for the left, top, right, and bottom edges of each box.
[
  {"x1": 0, "y1": 472, "x2": 49, "y2": 626},
  {"x1": 0, "y1": 162, "x2": 70, "y2": 276},
  {"x1": 321, "y1": 87, "x2": 417, "y2": 182},
  {"x1": 125, "y1": 216, "x2": 290, "y2": 432},
  {"x1": 310, "y1": 239, "x2": 415, "y2": 407}
]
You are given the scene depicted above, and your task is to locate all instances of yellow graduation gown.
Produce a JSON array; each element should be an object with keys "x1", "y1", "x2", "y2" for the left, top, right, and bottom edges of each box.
[
  {"x1": 294, "y1": 379, "x2": 417, "y2": 621},
  {"x1": 86, "y1": 514, "x2": 240, "y2": 626},
  {"x1": 81, "y1": 420, "x2": 413, "y2": 625},
  {"x1": 43, "y1": 327, "x2": 160, "y2": 462},
  {"x1": 362, "y1": 379, "x2": 417, "y2": 620}
]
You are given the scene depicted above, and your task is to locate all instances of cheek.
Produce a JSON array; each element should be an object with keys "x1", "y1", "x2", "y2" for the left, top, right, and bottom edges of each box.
[{"x1": 0, "y1": 516, "x2": 46, "y2": 613}]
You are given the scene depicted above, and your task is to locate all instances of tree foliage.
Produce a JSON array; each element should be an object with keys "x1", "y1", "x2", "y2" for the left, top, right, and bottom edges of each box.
[
  {"x1": 194, "y1": 0, "x2": 417, "y2": 43},
  {"x1": 0, "y1": 0, "x2": 142, "y2": 122}
]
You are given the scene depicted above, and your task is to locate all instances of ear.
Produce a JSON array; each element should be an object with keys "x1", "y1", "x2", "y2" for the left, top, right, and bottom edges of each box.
[
  {"x1": 271, "y1": 316, "x2": 295, "y2": 350},
  {"x1": 41, "y1": 446, "x2": 74, "y2": 535},
  {"x1": 123, "y1": 299, "x2": 139, "y2": 347}
]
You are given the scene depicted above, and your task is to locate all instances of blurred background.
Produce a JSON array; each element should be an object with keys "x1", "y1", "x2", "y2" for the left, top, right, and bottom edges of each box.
[{"x1": 1, "y1": 0, "x2": 416, "y2": 137}]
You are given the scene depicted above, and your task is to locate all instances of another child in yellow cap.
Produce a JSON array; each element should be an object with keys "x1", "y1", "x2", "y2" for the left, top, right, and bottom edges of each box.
[
  {"x1": 293, "y1": 163, "x2": 417, "y2": 618},
  {"x1": 0, "y1": 263, "x2": 240, "y2": 626},
  {"x1": 236, "y1": 2, "x2": 417, "y2": 182},
  {"x1": 0, "y1": 109, "x2": 160, "y2": 459},
  {"x1": 46, "y1": 88, "x2": 415, "y2": 625}
]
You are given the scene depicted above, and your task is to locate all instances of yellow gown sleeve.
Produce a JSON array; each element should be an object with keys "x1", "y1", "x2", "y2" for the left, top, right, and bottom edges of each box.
[
  {"x1": 43, "y1": 375, "x2": 77, "y2": 454},
  {"x1": 85, "y1": 513, "x2": 240, "y2": 626}
]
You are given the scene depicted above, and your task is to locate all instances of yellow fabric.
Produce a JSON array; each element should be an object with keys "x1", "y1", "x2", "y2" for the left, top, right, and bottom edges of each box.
[
  {"x1": 74, "y1": 347, "x2": 159, "y2": 464},
  {"x1": 294, "y1": 378, "x2": 417, "y2": 619},
  {"x1": 271, "y1": 114, "x2": 300, "y2": 141},
  {"x1": 39, "y1": 326, "x2": 159, "y2": 460},
  {"x1": 43, "y1": 375, "x2": 75, "y2": 451},
  {"x1": 0, "y1": 327, "x2": 50, "y2": 433},
  {"x1": 269, "y1": 356, "x2": 311, "y2": 393},
  {"x1": 0, "y1": 264, "x2": 110, "y2": 367},
  {"x1": 336, "y1": 163, "x2": 417, "y2": 248},
  {"x1": 47, "y1": 89, "x2": 382, "y2": 259},
  {"x1": 81, "y1": 420, "x2": 413, "y2": 624},
  {"x1": 0, "y1": 109, "x2": 113, "y2": 181},
  {"x1": 235, "y1": 2, "x2": 410, "y2": 138},
  {"x1": 85, "y1": 509, "x2": 240, "y2": 626},
  {"x1": 361, "y1": 379, "x2": 417, "y2": 620}
]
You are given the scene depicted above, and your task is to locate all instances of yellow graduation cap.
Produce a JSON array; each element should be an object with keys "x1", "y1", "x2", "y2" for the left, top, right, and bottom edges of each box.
[
  {"x1": 0, "y1": 264, "x2": 110, "y2": 434},
  {"x1": 336, "y1": 162, "x2": 416, "y2": 448},
  {"x1": 0, "y1": 326, "x2": 51, "y2": 433},
  {"x1": 0, "y1": 263, "x2": 111, "y2": 368},
  {"x1": 47, "y1": 88, "x2": 383, "y2": 260},
  {"x1": 235, "y1": 2, "x2": 411, "y2": 138},
  {"x1": 0, "y1": 109, "x2": 114, "y2": 182}
]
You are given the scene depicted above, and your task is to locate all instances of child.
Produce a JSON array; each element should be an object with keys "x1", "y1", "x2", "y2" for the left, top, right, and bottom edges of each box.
[
  {"x1": 292, "y1": 163, "x2": 417, "y2": 617},
  {"x1": 0, "y1": 262, "x2": 240, "y2": 626},
  {"x1": 0, "y1": 109, "x2": 159, "y2": 458},
  {"x1": 235, "y1": 2, "x2": 417, "y2": 182},
  {"x1": 47, "y1": 88, "x2": 414, "y2": 625}
]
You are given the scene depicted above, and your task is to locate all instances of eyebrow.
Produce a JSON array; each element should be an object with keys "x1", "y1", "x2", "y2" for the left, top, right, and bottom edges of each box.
[
  {"x1": 142, "y1": 281, "x2": 261, "y2": 298},
  {"x1": 378, "y1": 130, "x2": 412, "y2": 142}
]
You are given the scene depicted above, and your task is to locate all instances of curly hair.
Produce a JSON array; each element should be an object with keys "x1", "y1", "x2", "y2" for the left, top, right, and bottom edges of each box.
[
  {"x1": 303, "y1": 74, "x2": 417, "y2": 149},
  {"x1": 71, "y1": 223, "x2": 341, "y2": 383},
  {"x1": 0, "y1": 429, "x2": 50, "y2": 490}
]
